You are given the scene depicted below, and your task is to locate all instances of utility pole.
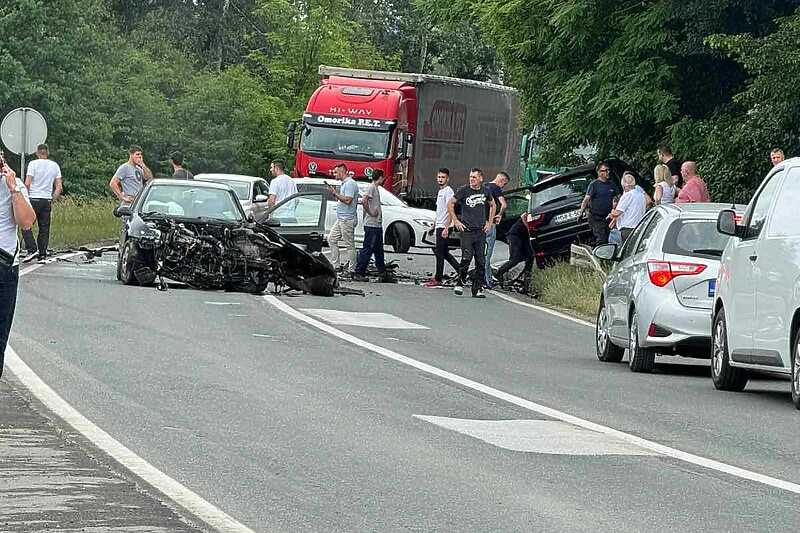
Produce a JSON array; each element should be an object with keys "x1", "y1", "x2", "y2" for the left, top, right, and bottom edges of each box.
[{"x1": 218, "y1": 0, "x2": 231, "y2": 72}]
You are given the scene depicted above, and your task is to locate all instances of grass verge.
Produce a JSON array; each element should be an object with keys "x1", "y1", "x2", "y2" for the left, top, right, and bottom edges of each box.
[
  {"x1": 530, "y1": 261, "x2": 605, "y2": 320},
  {"x1": 25, "y1": 196, "x2": 119, "y2": 250}
]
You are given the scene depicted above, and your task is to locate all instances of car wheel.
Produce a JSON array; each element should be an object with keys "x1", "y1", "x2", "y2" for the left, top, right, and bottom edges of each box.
[
  {"x1": 596, "y1": 297, "x2": 624, "y2": 362},
  {"x1": 711, "y1": 309, "x2": 748, "y2": 391},
  {"x1": 792, "y1": 328, "x2": 800, "y2": 410},
  {"x1": 628, "y1": 309, "x2": 655, "y2": 373},
  {"x1": 119, "y1": 241, "x2": 139, "y2": 286},
  {"x1": 390, "y1": 223, "x2": 412, "y2": 253}
]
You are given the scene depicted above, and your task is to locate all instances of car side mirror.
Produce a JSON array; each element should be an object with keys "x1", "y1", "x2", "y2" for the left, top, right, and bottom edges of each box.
[
  {"x1": 254, "y1": 194, "x2": 268, "y2": 203},
  {"x1": 716, "y1": 209, "x2": 737, "y2": 237},
  {"x1": 593, "y1": 243, "x2": 618, "y2": 261},
  {"x1": 114, "y1": 205, "x2": 132, "y2": 218}
]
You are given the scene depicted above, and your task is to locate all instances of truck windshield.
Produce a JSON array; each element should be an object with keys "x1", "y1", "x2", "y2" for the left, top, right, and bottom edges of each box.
[{"x1": 300, "y1": 124, "x2": 391, "y2": 160}]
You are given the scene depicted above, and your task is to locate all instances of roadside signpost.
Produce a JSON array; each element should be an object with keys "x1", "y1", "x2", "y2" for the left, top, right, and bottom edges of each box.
[{"x1": 0, "y1": 107, "x2": 48, "y2": 179}]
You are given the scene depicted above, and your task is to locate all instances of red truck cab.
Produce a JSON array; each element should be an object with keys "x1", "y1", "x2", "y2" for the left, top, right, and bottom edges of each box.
[{"x1": 292, "y1": 70, "x2": 416, "y2": 194}]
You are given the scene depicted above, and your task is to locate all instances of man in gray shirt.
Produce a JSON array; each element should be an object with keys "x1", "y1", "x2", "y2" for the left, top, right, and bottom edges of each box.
[
  {"x1": 108, "y1": 145, "x2": 153, "y2": 205},
  {"x1": 353, "y1": 170, "x2": 390, "y2": 282}
]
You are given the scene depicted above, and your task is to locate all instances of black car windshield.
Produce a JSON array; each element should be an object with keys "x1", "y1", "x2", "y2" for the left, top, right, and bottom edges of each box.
[
  {"x1": 140, "y1": 184, "x2": 243, "y2": 221},
  {"x1": 300, "y1": 124, "x2": 391, "y2": 160},
  {"x1": 663, "y1": 219, "x2": 732, "y2": 259},
  {"x1": 532, "y1": 174, "x2": 594, "y2": 209}
]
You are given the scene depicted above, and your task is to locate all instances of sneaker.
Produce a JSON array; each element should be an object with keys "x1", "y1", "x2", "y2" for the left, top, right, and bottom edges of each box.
[
  {"x1": 351, "y1": 273, "x2": 369, "y2": 282},
  {"x1": 423, "y1": 279, "x2": 441, "y2": 288},
  {"x1": 453, "y1": 284, "x2": 463, "y2": 295},
  {"x1": 22, "y1": 251, "x2": 38, "y2": 264},
  {"x1": 473, "y1": 288, "x2": 486, "y2": 298},
  {"x1": 36, "y1": 258, "x2": 47, "y2": 265}
]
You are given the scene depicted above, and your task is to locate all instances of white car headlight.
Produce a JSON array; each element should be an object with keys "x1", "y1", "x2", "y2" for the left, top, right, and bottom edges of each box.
[{"x1": 414, "y1": 218, "x2": 434, "y2": 228}]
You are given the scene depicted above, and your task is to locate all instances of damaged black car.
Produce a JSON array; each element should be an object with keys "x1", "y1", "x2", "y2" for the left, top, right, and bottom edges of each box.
[{"x1": 114, "y1": 179, "x2": 337, "y2": 296}]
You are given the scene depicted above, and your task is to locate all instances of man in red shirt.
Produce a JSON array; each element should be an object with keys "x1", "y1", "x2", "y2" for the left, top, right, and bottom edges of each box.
[{"x1": 676, "y1": 161, "x2": 710, "y2": 203}]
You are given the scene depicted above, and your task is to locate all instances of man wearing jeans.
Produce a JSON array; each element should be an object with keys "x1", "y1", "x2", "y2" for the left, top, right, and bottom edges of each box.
[
  {"x1": 327, "y1": 163, "x2": 359, "y2": 274},
  {"x1": 353, "y1": 170, "x2": 390, "y2": 282},
  {"x1": 0, "y1": 155, "x2": 36, "y2": 377},
  {"x1": 447, "y1": 168, "x2": 495, "y2": 298},
  {"x1": 22, "y1": 144, "x2": 62, "y2": 263},
  {"x1": 484, "y1": 171, "x2": 508, "y2": 288}
]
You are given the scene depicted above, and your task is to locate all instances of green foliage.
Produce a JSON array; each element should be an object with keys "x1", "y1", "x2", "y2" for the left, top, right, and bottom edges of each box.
[{"x1": 424, "y1": 0, "x2": 800, "y2": 200}]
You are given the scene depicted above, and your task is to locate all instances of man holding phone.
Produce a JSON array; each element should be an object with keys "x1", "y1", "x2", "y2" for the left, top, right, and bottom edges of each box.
[
  {"x1": 326, "y1": 163, "x2": 359, "y2": 274},
  {"x1": 108, "y1": 145, "x2": 153, "y2": 206},
  {"x1": 0, "y1": 152, "x2": 36, "y2": 377}
]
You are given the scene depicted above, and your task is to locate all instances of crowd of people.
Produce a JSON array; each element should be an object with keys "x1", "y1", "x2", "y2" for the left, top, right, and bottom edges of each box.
[{"x1": 576, "y1": 144, "x2": 784, "y2": 248}]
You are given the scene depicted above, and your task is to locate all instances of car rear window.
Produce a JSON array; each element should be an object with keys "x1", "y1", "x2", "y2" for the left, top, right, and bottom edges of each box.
[
  {"x1": 531, "y1": 174, "x2": 594, "y2": 209},
  {"x1": 662, "y1": 219, "x2": 731, "y2": 259}
]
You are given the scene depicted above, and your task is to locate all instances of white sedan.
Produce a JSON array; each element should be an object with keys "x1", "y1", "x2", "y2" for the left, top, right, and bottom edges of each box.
[{"x1": 294, "y1": 177, "x2": 435, "y2": 253}]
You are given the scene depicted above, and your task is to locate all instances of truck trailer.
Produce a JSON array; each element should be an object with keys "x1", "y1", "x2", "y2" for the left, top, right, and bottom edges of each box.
[{"x1": 290, "y1": 66, "x2": 520, "y2": 206}]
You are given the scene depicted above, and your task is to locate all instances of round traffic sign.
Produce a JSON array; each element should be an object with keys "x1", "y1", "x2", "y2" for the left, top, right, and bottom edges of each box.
[{"x1": 1, "y1": 108, "x2": 48, "y2": 155}]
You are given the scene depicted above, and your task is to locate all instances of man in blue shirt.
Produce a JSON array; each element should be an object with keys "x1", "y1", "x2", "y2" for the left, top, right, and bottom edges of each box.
[
  {"x1": 484, "y1": 171, "x2": 509, "y2": 287},
  {"x1": 579, "y1": 161, "x2": 618, "y2": 245},
  {"x1": 327, "y1": 163, "x2": 360, "y2": 274}
]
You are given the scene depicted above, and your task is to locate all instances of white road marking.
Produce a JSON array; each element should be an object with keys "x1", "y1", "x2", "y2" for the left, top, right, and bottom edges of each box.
[
  {"x1": 205, "y1": 301, "x2": 241, "y2": 306},
  {"x1": 264, "y1": 294, "x2": 800, "y2": 496},
  {"x1": 301, "y1": 309, "x2": 428, "y2": 330},
  {"x1": 414, "y1": 416, "x2": 655, "y2": 456},
  {"x1": 489, "y1": 290, "x2": 594, "y2": 328},
  {"x1": 8, "y1": 252, "x2": 257, "y2": 533}
]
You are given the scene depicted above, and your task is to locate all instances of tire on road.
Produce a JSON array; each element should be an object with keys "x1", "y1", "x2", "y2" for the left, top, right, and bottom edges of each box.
[
  {"x1": 596, "y1": 296, "x2": 624, "y2": 362},
  {"x1": 628, "y1": 309, "x2": 655, "y2": 373},
  {"x1": 791, "y1": 327, "x2": 800, "y2": 410},
  {"x1": 118, "y1": 241, "x2": 139, "y2": 286},
  {"x1": 711, "y1": 309, "x2": 748, "y2": 391},
  {"x1": 388, "y1": 223, "x2": 412, "y2": 253}
]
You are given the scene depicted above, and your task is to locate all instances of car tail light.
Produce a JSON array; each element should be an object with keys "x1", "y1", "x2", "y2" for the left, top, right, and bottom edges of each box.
[
  {"x1": 526, "y1": 213, "x2": 545, "y2": 232},
  {"x1": 647, "y1": 260, "x2": 707, "y2": 287},
  {"x1": 648, "y1": 323, "x2": 671, "y2": 337}
]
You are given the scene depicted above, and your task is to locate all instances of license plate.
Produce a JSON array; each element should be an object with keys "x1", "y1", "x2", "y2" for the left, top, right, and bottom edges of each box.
[
  {"x1": 708, "y1": 279, "x2": 716, "y2": 297},
  {"x1": 552, "y1": 210, "x2": 581, "y2": 225}
]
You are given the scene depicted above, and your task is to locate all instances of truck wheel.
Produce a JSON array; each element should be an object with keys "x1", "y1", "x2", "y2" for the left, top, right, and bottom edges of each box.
[
  {"x1": 119, "y1": 241, "x2": 139, "y2": 286},
  {"x1": 628, "y1": 309, "x2": 655, "y2": 373},
  {"x1": 711, "y1": 309, "x2": 748, "y2": 391},
  {"x1": 389, "y1": 223, "x2": 412, "y2": 253},
  {"x1": 596, "y1": 297, "x2": 624, "y2": 362}
]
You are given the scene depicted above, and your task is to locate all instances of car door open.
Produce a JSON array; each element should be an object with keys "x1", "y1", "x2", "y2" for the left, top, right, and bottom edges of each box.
[{"x1": 262, "y1": 192, "x2": 328, "y2": 252}]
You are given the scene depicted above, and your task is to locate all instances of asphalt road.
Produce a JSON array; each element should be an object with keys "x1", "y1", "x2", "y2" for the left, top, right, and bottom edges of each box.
[{"x1": 9, "y1": 249, "x2": 800, "y2": 532}]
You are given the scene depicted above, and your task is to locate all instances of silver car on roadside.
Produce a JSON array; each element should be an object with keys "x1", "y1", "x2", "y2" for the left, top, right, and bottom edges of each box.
[{"x1": 592, "y1": 203, "x2": 744, "y2": 372}]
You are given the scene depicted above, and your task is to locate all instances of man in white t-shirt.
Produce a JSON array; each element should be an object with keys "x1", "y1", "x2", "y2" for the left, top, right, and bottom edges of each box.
[
  {"x1": 614, "y1": 172, "x2": 647, "y2": 243},
  {"x1": 22, "y1": 144, "x2": 63, "y2": 263},
  {"x1": 267, "y1": 159, "x2": 297, "y2": 207},
  {"x1": 0, "y1": 151, "x2": 36, "y2": 377},
  {"x1": 424, "y1": 168, "x2": 461, "y2": 288}
]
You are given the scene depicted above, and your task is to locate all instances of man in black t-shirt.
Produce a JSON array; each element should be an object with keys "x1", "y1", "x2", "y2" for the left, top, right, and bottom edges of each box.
[
  {"x1": 446, "y1": 168, "x2": 496, "y2": 298},
  {"x1": 657, "y1": 145, "x2": 682, "y2": 188},
  {"x1": 579, "y1": 161, "x2": 617, "y2": 245}
]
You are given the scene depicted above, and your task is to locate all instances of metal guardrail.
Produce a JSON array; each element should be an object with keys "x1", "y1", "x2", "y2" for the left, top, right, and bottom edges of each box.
[{"x1": 569, "y1": 244, "x2": 608, "y2": 280}]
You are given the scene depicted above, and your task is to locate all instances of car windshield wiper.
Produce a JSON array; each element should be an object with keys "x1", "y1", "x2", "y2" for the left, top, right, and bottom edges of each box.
[
  {"x1": 304, "y1": 149, "x2": 337, "y2": 156},
  {"x1": 692, "y1": 248, "x2": 723, "y2": 256},
  {"x1": 538, "y1": 193, "x2": 581, "y2": 207},
  {"x1": 140, "y1": 211, "x2": 165, "y2": 218}
]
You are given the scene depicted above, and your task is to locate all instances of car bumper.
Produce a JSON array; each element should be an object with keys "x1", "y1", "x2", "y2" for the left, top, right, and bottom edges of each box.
[{"x1": 642, "y1": 299, "x2": 712, "y2": 357}]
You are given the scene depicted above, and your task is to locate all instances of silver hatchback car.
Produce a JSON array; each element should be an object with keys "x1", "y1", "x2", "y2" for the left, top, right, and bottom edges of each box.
[{"x1": 593, "y1": 203, "x2": 744, "y2": 372}]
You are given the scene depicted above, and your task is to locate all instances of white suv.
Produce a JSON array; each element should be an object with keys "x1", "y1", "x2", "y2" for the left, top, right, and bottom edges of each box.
[{"x1": 712, "y1": 157, "x2": 800, "y2": 407}]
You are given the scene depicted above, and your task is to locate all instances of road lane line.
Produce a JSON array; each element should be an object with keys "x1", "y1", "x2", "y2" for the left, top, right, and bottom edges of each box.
[
  {"x1": 8, "y1": 252, "x2": 257, "y2": 533},
  {"x1": 264, "y1": 294, "x2": 800, "y2": 496},
  {"x1": 489, "y1": 290, "x2": 594, "y2": 328}
]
